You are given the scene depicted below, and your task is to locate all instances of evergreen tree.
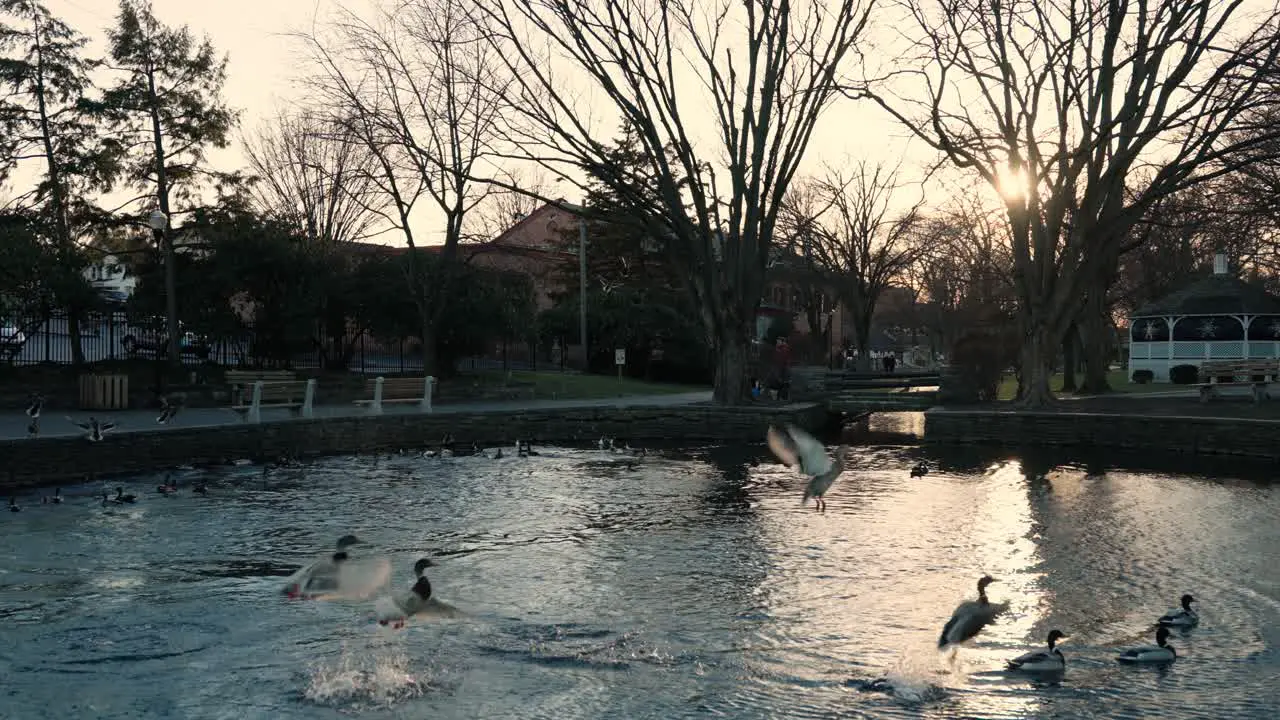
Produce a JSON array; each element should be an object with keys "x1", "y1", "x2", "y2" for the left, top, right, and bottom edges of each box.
[{"x1": 0, "y1": 0, "x2": 118, "y2": 363}]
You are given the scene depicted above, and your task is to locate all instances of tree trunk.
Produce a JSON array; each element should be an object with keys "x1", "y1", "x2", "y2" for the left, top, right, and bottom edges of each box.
[
  {"x1": 1079, "y1": 289, "x2": 1113, "y2": 394},
  {"x1": 712, "y1": 323, "x2": 750, "y2": 405},
  {"x1": 1060, "y1": 322, "x2": 1077, "y2": 392},
  {"x1": 420, "y1": 312, "x2": 439, "y2": 378},
  {"x1": 1016, "y1": 324, "x2": 1058, "y2": 407},
  {"x1": 66, "y1": 312, "x2": 86, "y2": 365}
]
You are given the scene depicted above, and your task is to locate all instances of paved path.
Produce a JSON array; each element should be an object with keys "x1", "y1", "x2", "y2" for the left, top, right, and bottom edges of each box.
[{"x1": 2, "y1": 391, "x2": 714, "y2": 441}]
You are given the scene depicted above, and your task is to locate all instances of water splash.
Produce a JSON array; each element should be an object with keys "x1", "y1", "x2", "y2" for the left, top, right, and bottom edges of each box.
[
  {"x1": 302, "y1": 641, "x2": 433, "y2": 710},
  {"x1": 849, "y1": 653, "x2": 949, "y2": 705}
]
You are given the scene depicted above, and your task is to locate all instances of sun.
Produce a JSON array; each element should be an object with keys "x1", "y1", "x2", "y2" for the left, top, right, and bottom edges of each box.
[{"x1": 995, "y1": 164, "x2": 1030, "y2": 201}]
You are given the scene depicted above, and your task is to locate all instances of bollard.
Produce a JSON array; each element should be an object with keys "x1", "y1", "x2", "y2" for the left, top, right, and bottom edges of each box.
[{"x1": 370, "y1": 376, "x2": 386, "y2": 415}]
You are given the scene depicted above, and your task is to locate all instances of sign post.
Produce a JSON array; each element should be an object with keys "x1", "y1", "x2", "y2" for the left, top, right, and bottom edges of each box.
[{"x1": 615, "y1": 348, "x2": 626, "y2": 384}]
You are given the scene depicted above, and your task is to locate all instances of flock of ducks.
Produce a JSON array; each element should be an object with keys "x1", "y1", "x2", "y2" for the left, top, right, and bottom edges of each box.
[
  {"x1": 766, "y1": 423, "x2": 1201, "y2": 674},
  {"x1": 23, "y1": 391, "x2": 181, "y2": 440}
]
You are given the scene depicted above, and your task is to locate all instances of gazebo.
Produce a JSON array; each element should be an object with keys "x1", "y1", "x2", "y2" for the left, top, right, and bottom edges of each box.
[{"x1": 1128, "y1": 253, "x2": 1280, "y2": 382}]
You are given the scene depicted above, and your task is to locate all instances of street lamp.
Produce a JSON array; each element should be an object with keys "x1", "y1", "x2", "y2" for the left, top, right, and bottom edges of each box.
[{"x1": 148, "y1": 209, "x2": 180, "y2": 372}]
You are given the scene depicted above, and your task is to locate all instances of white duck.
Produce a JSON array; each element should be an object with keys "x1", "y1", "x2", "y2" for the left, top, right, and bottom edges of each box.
[
  {"x1": 1117, "y1": 626, "x2": 1177, "y2": 663},
  {"x1": 766, "y1": 425, "x2": 846, "y2": 511},
  {"x1": 1006, "y1": 629, "x2": 1067, "y2": 672},
  {"x1": 938, "y1": 575, "x2": 1009, "y2": 650},
  {"x1": 374, "y1": 557, "x2": 463, "y2": 627},
  {"x1": 1156, "y1": 594, "x2": 1199, "y2": 628}
]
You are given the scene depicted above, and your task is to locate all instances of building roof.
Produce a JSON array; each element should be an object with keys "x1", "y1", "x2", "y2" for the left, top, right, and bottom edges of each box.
[{"x1": 1132, "y1": 273, "x2": 1280, "y2": 317}]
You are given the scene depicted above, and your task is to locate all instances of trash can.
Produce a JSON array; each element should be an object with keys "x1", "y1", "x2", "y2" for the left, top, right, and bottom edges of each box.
[{"x1": 79, "y1": 374, "x2": 130, "y2": 410}]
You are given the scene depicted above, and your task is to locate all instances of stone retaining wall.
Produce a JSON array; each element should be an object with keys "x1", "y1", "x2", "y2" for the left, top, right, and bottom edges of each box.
[
  {"x1": 924, "y1": 407, "x2": 1280, "y2": 459},
  {"x1": 1, "y1": 402, "x2": 828, "y2": 491}
]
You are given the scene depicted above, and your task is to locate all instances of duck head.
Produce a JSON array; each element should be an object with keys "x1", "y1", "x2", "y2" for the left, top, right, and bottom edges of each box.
[
  {"x1": 1155, "y1": 626, "x2": 1171, "y2": 646},
  {"x1": 410, "y1": 575, "x2": 432, "y2": 599},
  {"x1": 336, "y1": 535, "x2": 361, "y2": 550},
  {"x1": 332, "y1": 551, "x2": 349, "y2": 562},
  {"x1": 115, "y1": 487, "x2": 124, "y2": 497},
  {"x1": 1046, "y1": 629, "x2": 1067, "y2": 649},
  {"x1": 413, "y1": 557, "x2": 435, "y2": 576},
  {"x1": 1180, "y1": 594, "x2": 1196, "y2": 611},
  {"x1": 977, "y1": 575, "x2": 997, "y2": 592}
]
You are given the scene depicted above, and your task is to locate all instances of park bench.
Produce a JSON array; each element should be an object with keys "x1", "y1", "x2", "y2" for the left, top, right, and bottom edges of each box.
[
  {"x1": 226, "y1": 370, "x2": 315, "y2": 422},
  {"x1": 1197, "y1": 360, "x2": 1280, "y2": 403},
  {"x1": 354, "y1": 375, "x2": 436, "y2": 414}
]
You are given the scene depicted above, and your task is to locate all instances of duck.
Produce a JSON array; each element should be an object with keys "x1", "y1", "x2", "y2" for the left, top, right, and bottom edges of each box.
[
  {"x1": 113, "y1": 487, "x2": 137, "y2": 504},
  {"x1": 1157, "y1": 594, "x2": 1199, "y2": 628},
  {"x1": 516, "y1": 439, "x2": 539, "y2": 457},
  {"x1": 193, "y1": 481, "x2": 208, "y2": 496},
  {"x1": 67, "y1": 416, "x2": 116, "y2": 442},
  {"x1": 766, "y1": 424, "x2": 847, "y2": 511},
  {"x1": 25, "y1": 393, "x2": 43, "y2": 420},
  {"x1": 8, "y1": 497, "x2": 20, "y2": 513},
  {"x1": 423, "y1": 434, "x2": 454, "y2": 458},
  {"x1": 27, "y1": 417, "x2": 39, "y2": 438},
  {"x1": 910, "y1": 461, "x2": 929, "y2": 477},
  {"x1": 1117, "y1": 626, "x2": 1177, "y2": 663},
  {"x1": 282, "y1": 534, "x2": 362, "y2": 599},
  {"x1": 156, "y1": 395, "x2": 182, "y2": 425},
  {"x1": 597, "y1": 436, "x2": 614, "y2": 451},
  {"x1": 374, "y1": 557, "x2": 462, "y2": 627},
  {"x1": 156, "y1": 473, "x2": 178, "y2": 495},
  {"x1": 1006, "y1": 629, "x2": 1067, "y2": 672},
  {"x1": 101, "y1": 491, "x2": 120, "y2": 506},
  {"x1": 938, "y1": 575, "x2": 1009, "y2": 649},
  {"x1": 619, "y1": 442, "x2": 645, "y2": 457},
  {"x1": 42, "y1": 488, "x2": 63, "y2": 504}
]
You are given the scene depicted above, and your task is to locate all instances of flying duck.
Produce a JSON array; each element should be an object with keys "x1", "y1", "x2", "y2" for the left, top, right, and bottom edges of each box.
[
  {"x1": 1117, "y1": 626, "x2": 1177, "y2": 663},
  {"x1": 939, "y1": 575, "x2": 1009, "y2": 649},
  {"x1": 1157, "y1": 594, "x2": 1199, "y2": 628},
  {"x1": 68, "y1": 416, "x2": 116, "y2": 442},
  {"x1": 282, "y1": 535, "x2": 362, "y2": 599},
  {"x1": 374, "y1": 557, "x2": 462, "y2": 627},
  {"x1": 156, "y1": 395, "x2": 182, "y2": 425},
  {"x1": 1006, "y1": 629, "x2": 1067, "y2": 672},
  {"x1": 43, "y1": 488, "x2": 63, "y2": 504},
  {"x1": 25, "y1": 393, "x2": 42, "y2": 420},
  {"x1": 766, "y1": 424, "x2": 847, "y2": 511}
]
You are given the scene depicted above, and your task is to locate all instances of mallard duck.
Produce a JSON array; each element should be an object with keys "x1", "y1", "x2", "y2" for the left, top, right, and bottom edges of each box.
[
  {"x1": 156, "y1": 473, "x2": 177, "y2": 495},
  {"x1": 68, "y1": 416, "x2": 116, "y2": 442},
  {"x1": 939, "y1": 575, "x2": 1009, "y2": 649},
  {"x1": 1117, "y1": 626, "x2": 1177, "y2": 663},
  {"x1": 374, "y1": 557, "x2": 462, "y2": 627},
  {"x1": 766, "y1": 424, "x2": 847, "y2": 511},
  {"x1": 1006, "y1": 629, "x2": 1067, "y2": 672},
  {"x1": 424, "y1": 434, "x2": 454, "y2": 458},
  {"x1": 1157, "y1": 594, "x2": 1199, "y2": 628},
  {"x1": 282, "y1": 535, "x2": 361, "y2": 599},
  {"x1": 113, "y1": 487, "x2": 136, "y2": 504},
  {"x1": 43, "y1": 488, "x2": 63, "y2": 504},
  {"x1": 25, "y1": 393, "x2": 43, "y2": 420},
  {"x1": 8, "y1": 497, "x2": 20, "y2": 513},
  {"x1": 910, "y1": 462, "x2": 929, "y2": 477}
]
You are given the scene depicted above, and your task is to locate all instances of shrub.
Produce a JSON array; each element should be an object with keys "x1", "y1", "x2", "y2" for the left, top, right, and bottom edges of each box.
[
  {"x1": 1169, "y1": 364, "x2": 1199, "y2": 384},
  {"x1": 943, "y1": 329, "x2": 1018, "y2": 403},
  {"x1": 1131, "y1": 369, "x2": 1154, "y2": 384}
]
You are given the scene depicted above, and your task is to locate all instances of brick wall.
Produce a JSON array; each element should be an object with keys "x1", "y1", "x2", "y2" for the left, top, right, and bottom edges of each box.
[
  {"x1": 924, "y1": 408, "x2": 1280, "y2": 459},
  {"x1": 1, "y1": 403, "x2": 830, "y2": 491}
]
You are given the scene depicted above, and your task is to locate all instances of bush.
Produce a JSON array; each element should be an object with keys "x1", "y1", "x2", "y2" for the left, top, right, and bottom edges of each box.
[
  {"x1": 943, "y1": 329, "x2": 1018, "y2": 403},
  {"x1": 1169, "y1": 364, "x2": 1199, "y2": 384},
  {"x1": 1131, "y1": 369, "x2": 1154, "y2": 384}
]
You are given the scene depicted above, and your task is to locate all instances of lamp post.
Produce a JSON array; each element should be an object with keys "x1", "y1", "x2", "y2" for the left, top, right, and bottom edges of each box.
[
  {"x1": 578, "y1": 203, "x2": 588, "y2": 372},
  {"x1": 148, "y1": 209, "x2": 180, "y2": 373}
]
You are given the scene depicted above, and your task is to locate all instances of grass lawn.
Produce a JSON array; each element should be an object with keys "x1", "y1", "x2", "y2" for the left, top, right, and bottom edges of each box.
[
  {"x1": 469, "y1": 370, "x2": 709, "y2": 399},
  {"x1": 995, "y1": 369, "x2": 1181, "y2": 401}
]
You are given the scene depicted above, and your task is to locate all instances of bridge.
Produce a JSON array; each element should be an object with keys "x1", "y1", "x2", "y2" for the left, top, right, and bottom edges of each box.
[{"x1": 790, "y1": 368, "x2": 941, "y2": 415}]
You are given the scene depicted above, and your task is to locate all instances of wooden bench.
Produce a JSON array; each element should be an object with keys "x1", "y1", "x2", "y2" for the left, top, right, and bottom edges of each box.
[
  {"x1": 226, "y1": 370, "x2": 314, "y2": 422},
  {"x1": 1197, "y1": 360, "x2": 1280, "y2": 403},
  {"x1": 355, "y1": 376, "x2": 436, "y2": 414}
]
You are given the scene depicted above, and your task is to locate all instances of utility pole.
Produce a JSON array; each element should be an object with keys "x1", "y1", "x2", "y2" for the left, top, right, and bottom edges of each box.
[{"x1": 579, "y1": 205, "x2": 588, "y2": 371}]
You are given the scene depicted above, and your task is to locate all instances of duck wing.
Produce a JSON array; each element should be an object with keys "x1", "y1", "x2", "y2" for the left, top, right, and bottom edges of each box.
[
  {"x1": 939, "y1": 600, "x2": 1007, "y2": 648},
  {"x1": 1005, "y1": 650, "x2": 1051, "y2": 669},
  {"x1": 768, "y1": 425, "x2": 832, "y2": 477}
]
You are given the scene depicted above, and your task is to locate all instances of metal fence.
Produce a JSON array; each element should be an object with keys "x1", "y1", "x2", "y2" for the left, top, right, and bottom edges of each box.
[{"x1": 0, "y1": 311, "x2": 542, "y2": 375}]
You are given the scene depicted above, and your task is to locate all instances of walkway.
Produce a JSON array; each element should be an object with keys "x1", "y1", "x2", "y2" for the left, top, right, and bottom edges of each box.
[{"x1": 1, "y1": 391, "x2": 714, "y2": 441}]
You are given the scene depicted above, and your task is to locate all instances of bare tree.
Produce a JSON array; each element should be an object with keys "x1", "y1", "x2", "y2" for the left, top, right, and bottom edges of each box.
[
  {"x1": 859, "y1": 0, "x2": 1280, "y2": 404},
  {"x1": 241, "y1": 109, "x2": 389, "y2": 245},
  {"x1": 297, "y1": 0, "x2": 509, "y2": 375},
  {"x1": 473, "y1": 0, "x2": 874, "y2": 403},
  {"x1": 785, "y1": 163, "x2": 923, "y2": 370},
  {"x1": 464, "y1": 168, "x2": 551, "y2": 244}
]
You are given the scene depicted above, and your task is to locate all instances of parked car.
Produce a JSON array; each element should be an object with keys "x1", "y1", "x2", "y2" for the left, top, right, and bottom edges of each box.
[
  {"x1": 0, "y1": 321, "x2": 26, "y2": 362},
  {"x1": 120, "y1": 319, "x2": 212, "y2": 360}
]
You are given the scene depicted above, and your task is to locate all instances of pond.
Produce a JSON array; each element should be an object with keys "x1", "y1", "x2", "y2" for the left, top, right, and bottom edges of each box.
[{"x1": 2, "y1": 420, "x2": 1278, "y2": 719}]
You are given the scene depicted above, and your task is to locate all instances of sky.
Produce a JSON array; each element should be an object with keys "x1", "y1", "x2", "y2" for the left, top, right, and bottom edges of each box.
[{"x1": 11, "y1": 0, "x2": 936, "y2": 247}]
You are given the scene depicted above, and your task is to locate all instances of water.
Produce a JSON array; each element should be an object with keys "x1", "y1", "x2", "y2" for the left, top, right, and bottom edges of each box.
[{"x1": 2, "y1": 428, "x2": 1278, "y2": 719}]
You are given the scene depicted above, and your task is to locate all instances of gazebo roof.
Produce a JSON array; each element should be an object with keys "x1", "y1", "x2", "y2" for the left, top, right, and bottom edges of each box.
[{"x1": 1132, "y1": 270, "x2": 1280, "y2": 318}]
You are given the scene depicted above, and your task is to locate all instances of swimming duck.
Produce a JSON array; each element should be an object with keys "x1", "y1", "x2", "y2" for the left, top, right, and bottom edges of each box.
[
  {"x1": 619, "y1": 442, "x2": 645, "y2": 457},
  {"x1": 1006, "y1": 629, "x2": 1067, "y2": 672},
  {"x1": 68, "y1": 416, "x2": 116, "y2": 442},
  {"x1": 597, "y1": 436, "x2": 614, "y2": 451},
  {"x1": 939, "y1": 575, "x2": 1009, "y2": 649},
  {"x1": 910, "y1": 461, "x2": 929, "y2": 477},
  {"x1": 1117, "y1": 626, "x2": 1177, "y2": 663},
  {"x1": 156, "y1": 395, "x2": 182, "y2": 425},
  {"x1": 283, "y1": 535, "x2": 362, "y2": 599},
  {"x1": 1157, "y1": 594, "x2": 1199, "y2": 628},
  {"x1": 424, "y1": 434, "x2": 454, "y2": 458},
  {"x1": 766, "y1": 424, "x2": 847, "y2": 511},
  {"x1": 156, "y1": 473, "x2": 178, "y2": 495},
  {"x1": 8, "y1": 497, "x2": 19, "y2": 513},
  {"x1": 43, "y1": 488, "x2": 63, "y2": 504},
  {"x1": 193, "y1": 481, "x2": 208, "y2": 496},
  {"x1": 374, "y1": 557, "x2": 461, "y2": 627},
  {"x1": 113, "y1": 487, "x2": 137, "y2": 504}
]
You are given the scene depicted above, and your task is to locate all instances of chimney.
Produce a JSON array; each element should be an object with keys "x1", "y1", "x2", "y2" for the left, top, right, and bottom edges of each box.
[{"x1": 1213, "y1": 252, "x2": 1228, "y2": 276}]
